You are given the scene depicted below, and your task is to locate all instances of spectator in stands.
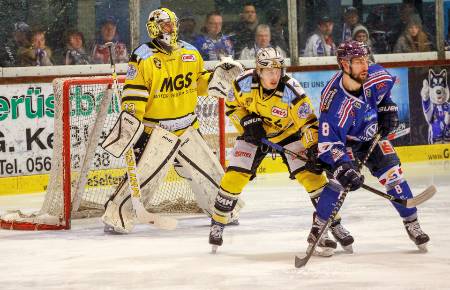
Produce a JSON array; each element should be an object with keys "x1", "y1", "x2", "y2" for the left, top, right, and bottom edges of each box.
[
  {"x1": 304, "y1": 16, "x2": 336, "y2": 57},
  {"x1": 64, "y1": 31, "x2": 90, "y2": 65},
  {"x1": 192, "y1": 11, "x2": 234, "y2": 60},
  {"x1": 239, "y1": 24, "x2": 286, "y2": 60},
  {"x1": 365, "y1": 5, "x2": 387, "y2": 32},
  {"x1": 91, "y1": 16, "x2": 128, "y2": 64},
  {"x1": 1, "y1": 22, "x2": 31, "y2": 67},
  {"x1": 341, "y1": 6, "x2": 360, "y2": 42},
  {"x1": 352, "y1": 24, "x2": 375, "y2": 62},
  {"x1": 269, "y1": 13, "x2": 289, "y2": 54},
  {"x1": 388, "y1": 3, "x2": 421, "y2": 50},
  {"x1": 393, "y1": 16, "x2": 432, "y2": 53},
  {"x1": 364, "y1": 5, "x2": 391, "y2": 54},
  {"x1": 229, "y1": 3, "x2": 259, "y2": 54},
  {"x1": 179, "y1": 11, "x2": 197, "y2": 44},
  {"x1": 17, "y1": 30, "x2": 53, "y2": 66}
]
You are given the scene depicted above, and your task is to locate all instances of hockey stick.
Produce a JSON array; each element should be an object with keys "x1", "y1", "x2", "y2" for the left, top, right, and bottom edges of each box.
[
  {"x1": 261, "y1": 138, "x2": 435, "y2": 208},
  {"x1": 105, "y1": 42, "x2": 177, "y2": 230},
  {"x1": 386, "y1": 127, "x2": 410, "y2": 140},
  {"x1": 294, "y1": 133, "x2": 382, "y2": 268}
]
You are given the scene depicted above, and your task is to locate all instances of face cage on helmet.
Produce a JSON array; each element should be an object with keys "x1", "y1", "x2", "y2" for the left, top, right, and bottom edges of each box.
[
  {"x1": 256, "y1": 59, "x2": 286, "y2": 80},
  {"x1": 256, "y1": 58, "x2": 285, "y2": 69},
  {"x1": 147, "y1": 9, "x2": 179, "y2": 47}
]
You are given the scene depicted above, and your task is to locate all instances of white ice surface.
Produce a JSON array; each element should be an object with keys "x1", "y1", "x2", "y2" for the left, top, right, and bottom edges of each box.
[{"x1": 0, "y1": 160, "x2": 449, "y2": 290}]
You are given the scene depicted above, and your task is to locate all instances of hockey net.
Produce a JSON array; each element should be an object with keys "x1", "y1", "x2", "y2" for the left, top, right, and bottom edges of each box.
[{"x1": 0, "y1": 76, "x2": 225, "y2": 230}]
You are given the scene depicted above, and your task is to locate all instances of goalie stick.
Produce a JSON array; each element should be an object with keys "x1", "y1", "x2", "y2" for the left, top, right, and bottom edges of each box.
[
  {"x1": 105, "y1": 42, "x2": 177, "y2": 230},
  {"x1": 260, "y1": 129, "x2": 435, "y2": 208},
  {"x1": 294, "y1": 133, "x2": 382, "y2": 268}
]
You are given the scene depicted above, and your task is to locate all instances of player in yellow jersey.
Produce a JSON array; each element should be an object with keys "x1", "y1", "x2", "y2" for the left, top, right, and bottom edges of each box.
[
  {"x1": 208, "y1": 48, "x2": 354, "y2": 255},
  {"x1": 101, "y1": 8, "x2": 243, "y2": 234}
]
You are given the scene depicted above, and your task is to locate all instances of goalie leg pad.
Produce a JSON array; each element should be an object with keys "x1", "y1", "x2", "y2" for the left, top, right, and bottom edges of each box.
[
  {"x1": 176, "y1": 127, "x2": 225, "y2": 216},
  {"x1": 102, "y1": 181, "x2": 135, "y2": 234},
  {"x1": 102, "y1": 126, "x2": 181, "y2": 233}
]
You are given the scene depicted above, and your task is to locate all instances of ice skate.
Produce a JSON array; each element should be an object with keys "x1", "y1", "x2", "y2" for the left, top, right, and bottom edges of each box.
[
  {"x1": 307, "y1": 214, "x2": 335, "y2": 257},
  {"x1": 209, "y1": 220, "x2": 225, "y2": 254},
  {"x1": 330, "y1": 220, "x2": 354, "y2": 253},
  {"x1": 404, "y1": 218, "x2": 430, "y2": 252}
]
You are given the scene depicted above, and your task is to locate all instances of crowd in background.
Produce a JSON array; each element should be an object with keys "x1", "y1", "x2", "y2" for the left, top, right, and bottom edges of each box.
[
  {"x1": 303, "y1": 3, "x2": 434, "y2": 57},
  {"x1": 1, "y1": 16, "x2": 127, "y2": 67},
  {"x1": 0, "y1": 2, "x2": 448, "y2": 67}
]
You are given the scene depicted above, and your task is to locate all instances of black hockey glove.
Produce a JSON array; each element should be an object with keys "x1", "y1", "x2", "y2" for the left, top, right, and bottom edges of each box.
[
  {"x1": 240, "y1": 113, "x2": 266, "y2": 146},
  {"x1": 378, "y1": 102, "x2": 399, "y2": 137},
  {"x1": 333, "y1": 162, "x2": 364, "y2": 191},
  {"x1": 304, "y1": 144, "x2": 324, "y2": 175}
]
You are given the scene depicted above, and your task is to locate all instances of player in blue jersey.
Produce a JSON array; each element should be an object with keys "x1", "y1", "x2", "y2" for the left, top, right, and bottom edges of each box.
[{"x1": 306, "y1": 40, "x2": 430, "y2": 254}]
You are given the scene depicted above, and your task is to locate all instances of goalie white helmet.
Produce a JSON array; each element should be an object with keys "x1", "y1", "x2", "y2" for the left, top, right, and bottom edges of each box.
[
  {"x1": 256, "y1": 47, "x2": 285, "y2": 70},
  {"x1": 147, "y1": 8, "x2": 179, "y2": 48}
]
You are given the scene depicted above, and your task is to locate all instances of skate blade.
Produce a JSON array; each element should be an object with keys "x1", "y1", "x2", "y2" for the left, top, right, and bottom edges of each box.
[
  {"x1": 342, "y1": 244, "x2": 354, "y2": 253},
  {"x1": 417, "y1": 243, "x2": 428, "y2": 253},
  {"x1": 103, "y1": 224, "x2": 126, "y2": 235},
  {"x1": 211, "y1": 245, "x2": 219, "y2": 254},
  {"x1": 308, "y1": 244, "x2": 334, "y2": 257}
]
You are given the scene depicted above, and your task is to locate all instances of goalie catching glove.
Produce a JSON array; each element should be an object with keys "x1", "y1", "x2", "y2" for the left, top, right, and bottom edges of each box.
[
  {"x1": 101, "y1": 111, "x2": 144, "y2": 157},
  {"x1": 208, "y1": 56, "x2": 244, "y2": 98}
]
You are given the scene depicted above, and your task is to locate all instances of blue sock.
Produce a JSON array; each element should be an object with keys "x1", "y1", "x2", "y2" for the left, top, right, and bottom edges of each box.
[
  {"x1": 386, "y1": 181, "x2": 417, "y2": 218},
  {"x1": 316, "y1": 185, "x2": 340, "y2": 221}
]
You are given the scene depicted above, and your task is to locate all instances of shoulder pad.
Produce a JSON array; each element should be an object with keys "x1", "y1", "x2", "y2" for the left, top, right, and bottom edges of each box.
[
  {"x1": 179, "y1": 40, "x2": 198, "y2": 52},
  {"x1": 282, "y1": 77, "x2": 306, "y2": 105},
  {"x1": 132, "y1": 43, "x2": 153, "y2": 61},
  {"x1": 236, "y1": 70, "x2": 254, "y2": 93}
]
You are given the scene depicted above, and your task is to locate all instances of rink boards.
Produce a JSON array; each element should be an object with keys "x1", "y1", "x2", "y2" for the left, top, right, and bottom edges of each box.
[{"x1": 1, "y1": 143, "x2": 449, "y2": 195}]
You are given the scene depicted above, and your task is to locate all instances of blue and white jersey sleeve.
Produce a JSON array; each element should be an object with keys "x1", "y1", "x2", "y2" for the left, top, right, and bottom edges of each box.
[
  {"x1": 364, "y1": 64, "x2": 395, "y2": 107},
  {"x1": 318, "y1": 82, "x2": 355, "y2": 168}
]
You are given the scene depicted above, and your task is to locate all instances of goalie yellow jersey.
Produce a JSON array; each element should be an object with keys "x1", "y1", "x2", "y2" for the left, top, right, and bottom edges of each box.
[
  {"x1": 227, "y1": 69, "x2": 319, "y2": 148},
  {"x1": 122, "y1": 39, "x2": 210, "y2": 135}
]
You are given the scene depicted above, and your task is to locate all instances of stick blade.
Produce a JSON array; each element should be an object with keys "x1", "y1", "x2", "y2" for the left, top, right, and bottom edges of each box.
[
  {"x1": 406, "y1": 185, "x2": 437, "y2": 208},
  {"x1": 294, "y1": 254, "x2": 309, "y2": 268}
]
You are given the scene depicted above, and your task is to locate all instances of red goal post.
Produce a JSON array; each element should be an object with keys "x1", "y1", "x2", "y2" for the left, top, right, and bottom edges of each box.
[{"x1": 0, "y1": 76, "x2": 226, "y2": 230}]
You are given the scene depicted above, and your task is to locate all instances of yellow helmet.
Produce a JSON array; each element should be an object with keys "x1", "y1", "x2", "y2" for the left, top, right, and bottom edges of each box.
[{"x1": 147, "y1": 8, "x2": 179, "y2": 48}]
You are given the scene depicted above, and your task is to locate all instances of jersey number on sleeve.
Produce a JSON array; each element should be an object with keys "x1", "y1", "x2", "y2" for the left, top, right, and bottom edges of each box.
[{"x1": 322, "y1": 122, "x2": 329, "y2": 136}]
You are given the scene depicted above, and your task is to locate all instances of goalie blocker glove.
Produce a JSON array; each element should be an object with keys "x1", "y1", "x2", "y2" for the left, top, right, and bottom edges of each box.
[
  {"x1": 333, "y1": 162, "x2": 364, "y2": 191},
  {"x1": 240, "y1": 113, "x2": 266, "y2": 146},
  {"x1": 377, "y1": 101, "x2": 399, "y2": 138}
]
